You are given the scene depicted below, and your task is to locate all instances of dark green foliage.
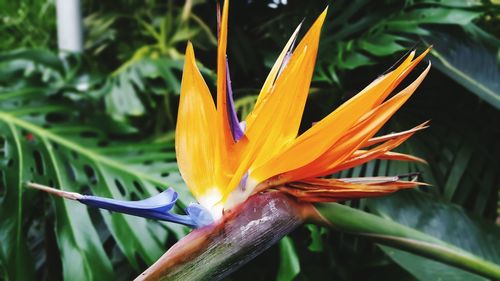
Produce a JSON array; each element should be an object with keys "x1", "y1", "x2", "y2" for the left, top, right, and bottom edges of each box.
[
  {"x1": 371, "y1": 190, "x2": 500, "y2": 281},
  {"x1": 0, "y1": 52, "x2": 190, "y2": 280},
  {"x1": 1, "y1": 0, "x2": 500, "y2": 280}
]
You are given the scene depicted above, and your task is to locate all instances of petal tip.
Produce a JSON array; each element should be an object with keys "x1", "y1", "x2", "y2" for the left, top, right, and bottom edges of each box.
[{"x1": 317, "y1": 7, "x2": 328, "y2": 24}]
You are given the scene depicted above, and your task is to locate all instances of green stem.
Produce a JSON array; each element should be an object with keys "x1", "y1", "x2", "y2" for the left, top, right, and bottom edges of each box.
[{"x1": 313, "y1": 202, "x2": 500, "y2": 280}]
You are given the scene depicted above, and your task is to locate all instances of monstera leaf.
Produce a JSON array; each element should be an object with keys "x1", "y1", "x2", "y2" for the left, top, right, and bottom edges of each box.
[
  {"x1": 0, "y1": 83, "x2": 188, "y2": 280},
  {"x1": 100, "y1": 57, "x2": 184, "y2": 123}
]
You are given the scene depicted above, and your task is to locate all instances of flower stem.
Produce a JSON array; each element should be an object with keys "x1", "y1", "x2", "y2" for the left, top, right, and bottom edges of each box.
[{"x1": 135, "y1": 192, "x2": 314, "y2": 281}]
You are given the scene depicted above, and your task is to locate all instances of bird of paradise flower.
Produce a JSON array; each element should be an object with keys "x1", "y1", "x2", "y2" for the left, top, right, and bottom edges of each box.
[
  {"x1": 176, "y1": 1, "x2": 430, "y2": 219},
  {"x1": 30, "y1": 1, "x2": 430, "y2": 229}
]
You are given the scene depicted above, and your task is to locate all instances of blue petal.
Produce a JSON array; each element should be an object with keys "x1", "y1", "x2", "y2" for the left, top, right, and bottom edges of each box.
[
  {"x1": 226, "y1": 58, "x2": 245, "y2": 142},
  {"x1": 185, "y1": 203, "x2": 214, "y2": 227},
  {"x1": 77, "y1": 188, "x2": 212, "y2": 228}
]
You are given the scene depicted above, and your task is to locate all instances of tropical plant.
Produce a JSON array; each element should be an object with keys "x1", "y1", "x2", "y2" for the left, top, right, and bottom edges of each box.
[
  {"x1": 0, "y1": 0, "x2": 56, "y2": 51},
  {"x1": 0, "y1": 49, "x2": 193, "y2": 280},
  {"x1": 0, "y1": 0, "x2": 499, "y2": 281},
  {"x1": 230, "y1": 0, "x2": 500, "y2": 108},
  {"x1": 89, "y1": 0, "x2": 217, "y2": 128}
]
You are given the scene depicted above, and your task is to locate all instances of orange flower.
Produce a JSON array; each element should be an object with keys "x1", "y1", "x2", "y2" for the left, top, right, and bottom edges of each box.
[{"x1": 176, "y1": 0, "x2": 430, "y2": 219}]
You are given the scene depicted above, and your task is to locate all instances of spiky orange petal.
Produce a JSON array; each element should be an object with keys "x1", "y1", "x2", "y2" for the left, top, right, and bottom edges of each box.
[
  {"x1": 176, "y1": 43, "x2": 217, "y2": 201},
  {"x1": 328, "y1": 123, "x2": 428, "y2": 174},
  {"x1": 252, "y1": 61, "x2": 431, "y2": 186},
  {"x1": 376, "y1": 151, "x2": 428, "y2": 164},
  {"x1": 226, "y1": 9, "x2": 328, "y2": 195},
  {"x1": 362, "y1": 121, "x2": 429, "y2": 147},
  {"x1": 245, "y1": 22, "x2": 303, "y2": 129},
  {"x1": 215, "y1": 0, "x2": 234, "y2": 191},
  {"x1": 278, "y1": 177, "x2": 423, "y2": 202}
]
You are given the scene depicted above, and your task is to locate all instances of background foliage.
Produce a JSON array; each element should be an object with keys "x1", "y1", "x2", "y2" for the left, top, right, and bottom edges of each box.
[{"x1": 0, "y1": 0, "x2": 499, "y2": 280}]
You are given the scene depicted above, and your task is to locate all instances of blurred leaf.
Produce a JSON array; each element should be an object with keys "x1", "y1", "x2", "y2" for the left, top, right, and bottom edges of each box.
[
  {"x1": 395, "y1": 87, "x2": 499, "y2": 215},
  {"x1": 0, "y1": 1, "x2": 56, "y2": 51},
  {"x1": 234, "y1": 94, "x2": 258, "y2": 120},
  {"x1": 0, "y1": 109, "x2": 114, "y2": 280},
  {"x1": 338, "y1": 51, "x2": 374, "y2": 70},
  {"x1": 277, "y1": 236, "x2": 300, "y2": 281},
  {"x1": 84, "y1": 13, "x2": 118, "y2": 56},
  {"x1": 358, "y1": 34, "x2": 407, "y2": 56},
  {"x1": 387, "y1": 8, "x2": 480, "y2": 33},
  {"x1": 420, "y1": 0, "x2": 483, "y2": 7},
  {"x1": 305, "y1": 224, "x2": 325, "y2": 253},
  {"x1": 0, "y1": 75, "x2": 188, "y2": 280},
  {"x1": 99, "y1": 57, "x2": 213, "y2": 124}
]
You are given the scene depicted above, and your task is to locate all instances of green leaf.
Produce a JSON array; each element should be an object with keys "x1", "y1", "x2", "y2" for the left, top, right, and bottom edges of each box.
[
  {"x1": 305, "y1": 224, "x2": 325, "y2": 253},
  {"x1": 388, "y1": 8, "x2": 480, "y2": 30},
  {"x1": 102, "y1": 57, "x2": 213, "y2": 124},
  {"x1": 358, "y1": 34, "x2": 407, "y2": 57},
  {"x1": 314, "y1": 195, "x2": 500, "y2": 280},
  {"x1": 0, "y1": 49, "x2": 63, "y2": 71},
  {"x1": 390, "y1": 96, "x2": 500, "y2": 213},
  {"x1": 442, "y1": 140, "x2": 474, "y2": 201},
  {"x1": 0, "y1": 83, "x2": 187, "y2": 279},
  {"x1": 338, "y1": 51, "x2": 374, "y2": 70},
  {"x1": 380, "y1": 246, "x2": 485, "y2": 281},
  {"x1": 0, "y1": 122, "x2": 36, "y2": 281},
  {"x1": 424, "y1": 32, "x2": 500, "y2": 109},
  {"x1": 368, "y1": 190, "x2": 500, "y2": 281},
  {"x1": 276, "y1": 236, "x2": 300, "y2": 281}
]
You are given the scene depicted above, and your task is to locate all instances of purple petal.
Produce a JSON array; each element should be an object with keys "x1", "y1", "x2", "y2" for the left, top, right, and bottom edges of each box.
[
  {"x1": 78, "y1": 188, "x2": 212, "y2": 228},
  {"x1": 226, "y1": 58, "x2": 245, "y2": 141},
  {"x1": 237, "y1": 172, "x2": 249, "y2": 192}
]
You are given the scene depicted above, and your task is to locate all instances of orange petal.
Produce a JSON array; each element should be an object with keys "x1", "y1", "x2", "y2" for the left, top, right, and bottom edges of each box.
[
  {"x1": 371, "y1": 47, "x2": 431, "y2": 108},
  {"x1": 226, "y1": 9, "x2": 328, "y2": 195},
  {"x1": 328, "y1": 127, "x2": 425, "y2": 174},
  {"x1": 377, "y1": 151, "x2": 428, "y2": 164},
  {"x1": 214, "y1": 0, "x2": 234, "y2": 190},
  {"x1": 176, "y1": 42, "x2": 217, "y2": 200},
  {"x1": 215, "y1": 0, "x2": 251, "y2": 199},
  {"x1": 245, "y1": 22, "x2": 303, "y2": 128},
  {"x1": 249, "y1": 50, "x2": 430, "y2": 183},
  {"x1": 362, "y1": 121, "x2": 429, "y2": 147},
  {"x1": 338, "y1": 176, "x2": 400, "y2": 184},
  {"x1": 253, "y1": 62, "x2": 431, "y2": 187},
  {"x1": 278, "y1": 177, "x2": 421, "y2": 202}
]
